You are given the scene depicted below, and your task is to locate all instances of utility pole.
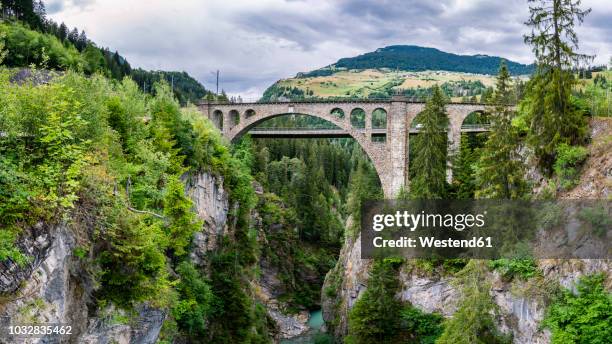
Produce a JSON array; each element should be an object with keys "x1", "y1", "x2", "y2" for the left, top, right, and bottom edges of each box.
[{"x1": 216, "y1": 70, "x2": 219, "y2": 95}]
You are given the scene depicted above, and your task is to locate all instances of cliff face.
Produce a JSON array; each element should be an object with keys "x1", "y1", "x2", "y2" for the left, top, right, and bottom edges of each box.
[
  {"x1": 322, "y1": 119, "x2": 612, "y2": 344},
  {"x1": 323, "y1": 233, "x2": 610, "y2": 343},
  {"x1": 0, "y1": 170, "x2": 308, "y2": 343}
]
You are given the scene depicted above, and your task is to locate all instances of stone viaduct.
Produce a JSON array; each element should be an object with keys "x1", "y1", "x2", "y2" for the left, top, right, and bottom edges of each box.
[{"x1": 198, "y1": 96, "x2": 489, "y2": 198}]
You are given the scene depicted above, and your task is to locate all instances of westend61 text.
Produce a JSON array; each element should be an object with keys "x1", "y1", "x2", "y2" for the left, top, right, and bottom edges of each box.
[{"x1": 373, "y1": 236, "x2": 493, "y2": 248}]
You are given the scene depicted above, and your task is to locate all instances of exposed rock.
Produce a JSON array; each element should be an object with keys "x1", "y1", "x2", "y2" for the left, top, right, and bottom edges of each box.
[
  {"x1": 185, "y1": 172, "x2": 229, "y2": 267},
  {"x1": 266, "y1": 308, "x2": 309, "y2": 339},
  {"x1": 80, "y1": 305, "x2": 166, "y2": 344},
  {"x1": 0, "y1": 224, "x2": 90, "y2": 344},
  {"x1": 321, "y1": 230, "x2": 370, "y2": 338},
  {"x1": 323, "y1": 234, "x2": 611, "y2": 344},
  {"x1": 397, "y1": 270, "x2": 458, "y2": 316}
]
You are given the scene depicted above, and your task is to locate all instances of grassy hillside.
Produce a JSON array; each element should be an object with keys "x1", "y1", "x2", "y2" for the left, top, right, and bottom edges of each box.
[
  {"x1": 261, "y1": 45, "x2": 533, "y2": 102},
  {"x1": 262, "y1": 69, "x2": 524, "y2": 102}
]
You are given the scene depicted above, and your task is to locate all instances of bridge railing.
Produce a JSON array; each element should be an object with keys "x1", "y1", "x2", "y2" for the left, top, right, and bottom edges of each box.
[
  {"x1": 200, "y1": 98, "x2": 496, "y2": 106},
  {"x1": 461, "y1": 123, "x2": 491, "y2": 130}
]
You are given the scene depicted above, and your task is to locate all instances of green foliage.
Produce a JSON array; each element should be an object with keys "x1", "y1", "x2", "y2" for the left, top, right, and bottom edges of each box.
[
  {"x1": 476, "y1": 61, "x2": 528, "y2": 199},
  {"x1": 488, "y1": 258, "x2": 539, "y2": 281},
  {"x1": 543, "y1": 273, "x2": 612, "y2": 344},
  {"x1": 131, "y1": 69, "x2": 212, "y2": 105},
  {"x1": 410, "y1": 85, "x2": 449, "y2": 199},
  {"x1": 451, "y1": 133, "x2": 486, "y2": 199},
  {"x1": 553, "y1": 143, "x2": 588, "y2": 189},
  {"x1": 346, "y1": 258, "x2": 404, "y2": 344},
  {"x1": 522, "y1": 0, "x2": 591, "y2": 173},
  {"x1": 172, "y1": 262, "x2": 215, "y2": 339},
  {"x1": 0, "y1": 68, "x2": 266, "y2": 341},
  {"x1": 163, "y1": 177, "x2": 202, "y2": 257},
  {"x1": 400, "y1": 305, "x2": 444, "y2": 344},
  {"x1": 0, "y1": 22, "x2": 82, "y2": 69},
  {"x1": 436, "y1": 260, "x2": 511, "y2": 344},
  {"x1": 0, "y1": 31, "x2": 7, "y2": 65}
]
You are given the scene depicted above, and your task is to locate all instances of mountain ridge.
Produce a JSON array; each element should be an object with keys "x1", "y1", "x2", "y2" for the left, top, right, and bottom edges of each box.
[{"x1": 299, "y1": 45, "x2": 534, "y2": 77}]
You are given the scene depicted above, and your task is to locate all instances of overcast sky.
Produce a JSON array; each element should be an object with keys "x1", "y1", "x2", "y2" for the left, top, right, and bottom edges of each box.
[{"x1": 46, "y1": 0, "x2": 612, "y2": 98}]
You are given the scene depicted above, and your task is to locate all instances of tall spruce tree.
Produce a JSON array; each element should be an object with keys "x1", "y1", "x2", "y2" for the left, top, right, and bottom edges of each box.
[
  {"x1": 436, "y1": 260, "x2": 511, "y2": 344},
  {"x1": 410, "y1": 85, "x2": 449, "y2": 199},
  {"x1": 346, "y1": 259, "x2": 403, "y2": 343},
  {"x1": 521, "y1": 0, "x2": 591, "y2": 173},
  {"x1": 475, "y1": 61, "x2": 527, "y2": 199}
]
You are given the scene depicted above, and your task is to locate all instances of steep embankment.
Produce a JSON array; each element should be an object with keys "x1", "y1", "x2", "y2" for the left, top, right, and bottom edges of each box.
[
  {"x1": 0, "y1": 171, "x2": 319, "y2": 343},
  {"x1": 561, "y1": 117, "x2": 612, "y2": 199},
  {"x1": 322, "y1": 118, "x2": 611, "y2": 343}
]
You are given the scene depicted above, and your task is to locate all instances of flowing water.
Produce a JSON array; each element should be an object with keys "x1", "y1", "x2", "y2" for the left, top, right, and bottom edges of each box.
[{"x1": 281, "y1": 309, "x2": 329, "y2": 344}]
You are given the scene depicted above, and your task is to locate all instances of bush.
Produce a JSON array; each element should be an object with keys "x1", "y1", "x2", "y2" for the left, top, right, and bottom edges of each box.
[
  {"x1": 543, "y1": 273, "x2": 612, "y2": 344},
  {"x1": 172, "y1": 262, "x2": 215, "y2": 338},
  {"x1": 489, "y1": 258, "x2": 539, "y2": 281},
  {"x1": 553, "y1": 143, "x2": 588, "y2": 189},
  {"x1": 400, "y1": 305, "x2": 444, "y2": 344}
]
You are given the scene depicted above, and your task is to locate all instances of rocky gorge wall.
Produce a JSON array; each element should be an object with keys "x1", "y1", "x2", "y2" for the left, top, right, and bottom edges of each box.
[
  {"x1": 0, "y1": 170, "x2": 311, "y2": 343},
  {"x1": 322, "y1": 231, "x2": 610, "y2": 343},
  {"x1": 322, "y1": 119, "x2": 612, "y2": 344}
]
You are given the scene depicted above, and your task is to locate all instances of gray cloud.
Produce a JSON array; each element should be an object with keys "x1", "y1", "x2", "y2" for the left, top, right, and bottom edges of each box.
[
  {"x1": 46, "y1": 0, "x2": 612, "y2": 99},
  {"x1": 46, "y1": 0, "x2": 95, "y2": 14}
]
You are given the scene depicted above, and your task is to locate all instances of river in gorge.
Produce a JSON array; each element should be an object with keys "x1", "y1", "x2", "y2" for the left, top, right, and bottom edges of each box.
[{"x1": 281, "y1": 309, "x2": 329, "y2": 344}]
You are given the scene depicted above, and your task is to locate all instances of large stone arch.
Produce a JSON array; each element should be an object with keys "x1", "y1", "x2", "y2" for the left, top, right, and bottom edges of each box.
[
  {"x1": 203, "y1": 102, "x2": 394, "y2": 196},
  {"x1": 199, "y1": 100, "x2": 492, "y2": 197}
]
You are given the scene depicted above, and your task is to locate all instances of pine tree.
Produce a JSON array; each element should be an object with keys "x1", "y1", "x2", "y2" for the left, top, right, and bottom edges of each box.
[
  {"x1": 67, "y1": 27, "x2": 79, "y2": 44},
  {"x1": 410, "y1": 85, "x2": 449, "y2": 199},
  {"x1": 521, "y1": 0, "x2": 591, "y2": 173},
  {"x1": 436, "y1": 260, "x2": 511, "y2": 344},
  {"x1": 475, "y1": 61, "x2": 527, "y2": 199},
  {"x1": 58, "y1": 22, "x2": 68, "y2": 41},
  {"x1": 76, "y1": 30, "x2": 88, "y2": 51},
  {"x1": 347, "y1": 259, "x2": 403, "y2": 343}
]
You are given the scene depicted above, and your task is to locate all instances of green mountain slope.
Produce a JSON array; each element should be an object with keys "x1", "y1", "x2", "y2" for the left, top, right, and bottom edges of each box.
[
  {"x1": 262, "y1": 45, "x2": 531, "y2": 102},
  {"x1": 306, "y1": 45, "x2": 534, "y2": 77}
]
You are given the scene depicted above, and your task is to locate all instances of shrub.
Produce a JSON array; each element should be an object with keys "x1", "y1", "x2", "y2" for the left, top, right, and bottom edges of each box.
[
  {"x1": 489, "y1": 258, "x2": 539, "y2": 281},
  {"x1": 553, "y1": 143, "x2": 588, "y2": 189},
  {"x1": 543, "y1": 273, "x2": 612, "y2": 344},
  {"x1": 400, "y1": 305, "x2": 444, "y2": 344}
]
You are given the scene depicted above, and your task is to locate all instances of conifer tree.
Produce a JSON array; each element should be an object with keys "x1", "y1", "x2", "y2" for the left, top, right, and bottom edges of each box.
[
  {"x1": 436, "y1": 260, "x2": 511, "y2": 344},
  {"x1": 410, "y1": 85, "x2": 449, "y2": 199},
  {"x1": 347, "y1": 259, "x2": 403, "y2": 343},
  {"x1": 58, "y1": 22, "x2": 68, "y2": 41},
  {"x1": 521, "y1": 0, "x2": 591, "y2": 173},
  {"x1": 475, "y1": 61, "x2": 527, "y2": 199}
]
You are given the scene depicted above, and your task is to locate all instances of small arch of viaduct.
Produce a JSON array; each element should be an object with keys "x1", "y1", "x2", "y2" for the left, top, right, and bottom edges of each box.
[{"x1": 199, "y1": 99, "x2": 489, "y2": 198}]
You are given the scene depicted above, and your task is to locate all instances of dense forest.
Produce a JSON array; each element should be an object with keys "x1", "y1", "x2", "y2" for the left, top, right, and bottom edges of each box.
[
  {"x1": 305, "y1": 45, "x2": 535, "y2": 77},
  {"x1": 0, "y1": 0, "x2": 214, "y2": 104}
]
